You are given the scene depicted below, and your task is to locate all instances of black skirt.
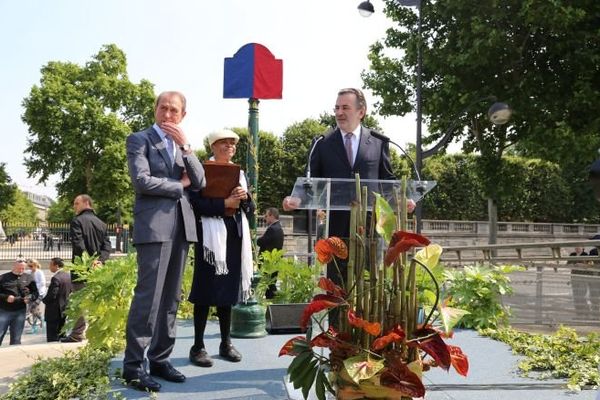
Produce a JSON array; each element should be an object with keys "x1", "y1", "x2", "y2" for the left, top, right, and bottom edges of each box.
[{"x1": 188, "y1": 217, "x2": 242, "y2": 306}]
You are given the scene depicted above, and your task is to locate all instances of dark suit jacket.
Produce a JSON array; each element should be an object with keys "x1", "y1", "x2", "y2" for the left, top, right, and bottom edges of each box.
[
  {"x1": 70, "y1": 209, "x2": 111, "y2": 263},
  {"x1": 43, "y1": 269, "x2": 72, "y2": 322},
  {"x1": 70, "y1": 208, "x2": 112, "y2": 282},
  {"x1": 309, "y1": 127, "x2": 395, "y2": 238},
  {"x1": 257, "y1": 220, "x2": 284, "y2": 255}
]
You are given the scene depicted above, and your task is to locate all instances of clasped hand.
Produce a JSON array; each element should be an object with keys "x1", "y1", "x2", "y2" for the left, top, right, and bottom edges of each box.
[{"x1": 224, "y1": 186, "x2": 247, "y2": 209}]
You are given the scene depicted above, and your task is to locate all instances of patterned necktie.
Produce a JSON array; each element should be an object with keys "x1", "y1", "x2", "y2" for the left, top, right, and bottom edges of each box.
[
  {"x1": 165, "y1": 135, "x2": 175, "y2": 164},
  {"x1": 344, "y1": 133, "x2": 354, "y2": 168}
]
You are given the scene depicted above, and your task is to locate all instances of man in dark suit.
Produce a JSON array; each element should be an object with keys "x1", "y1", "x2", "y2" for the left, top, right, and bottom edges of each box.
[
  {"x1": 62, "y1": 194, "x2": 111, "y2": 343},
  {"x1": 43, "y1": 257, "x2": 72, "y2": 342},
  {"x1": 304, "y1": 88, "x2": 395, "y2": 287},
  {"x1": 122, "y1": 91, "x2": 205, "y2": 392},
  {"x1": 257, "y1": 207, "x2": 285, "y2": 299}
]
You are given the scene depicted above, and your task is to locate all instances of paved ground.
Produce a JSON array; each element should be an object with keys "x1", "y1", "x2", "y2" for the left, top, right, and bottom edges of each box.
[{"x1": 1, "y1": 321, "x2": 599, "y2": 399}]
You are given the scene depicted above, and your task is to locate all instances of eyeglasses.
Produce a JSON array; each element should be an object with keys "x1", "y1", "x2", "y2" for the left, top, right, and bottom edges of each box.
[{"x1": 15, "y1": 258, "x2": 27, "y2": 264}]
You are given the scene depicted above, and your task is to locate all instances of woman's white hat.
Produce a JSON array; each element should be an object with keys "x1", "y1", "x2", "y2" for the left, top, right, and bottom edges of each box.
[{"x1": 208, "y1": 129, "x2": 239, "y2": 146}]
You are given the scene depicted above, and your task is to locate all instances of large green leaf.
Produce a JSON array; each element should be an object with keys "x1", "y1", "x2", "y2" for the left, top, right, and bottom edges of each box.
[
  {"x1": 374, "y1": 193, "x2": 395, "y2": 244},
  {"x1": 414, "y1": 244, "x2": 443, "y2": 270}
]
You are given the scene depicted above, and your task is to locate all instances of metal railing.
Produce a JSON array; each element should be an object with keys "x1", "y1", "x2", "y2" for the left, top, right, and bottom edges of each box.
[
  {"x1": 0, "y1": 222, "x2": 130, "y2": 261},
  {"x1": 440, "y1": 239, "x2": 600, "y2": 330}
]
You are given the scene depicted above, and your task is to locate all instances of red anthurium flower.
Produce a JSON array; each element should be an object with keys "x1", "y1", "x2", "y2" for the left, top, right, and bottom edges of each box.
[
  {"x1": 301, "y1": 294, "x2": 345, "y2": 329},
  {"x1": 371, "y1": 325, "x2": 406, "y2": 351},
  {"x1": 380, "y1": 358, "x2": 426, "y2": 398},
  {"x1": 318, "y1": 276, "x2": 346, "y2": 298},
  {"x1": 384, "y1": 231, "x2": 431, "y2": 266},
  {"x1": 347, "y1": 310, "x2": 381, "y2": 336},
  {"x1": 410, "y1": 327, "x2": 451, "y2": 371},
  {"x1": 278, "y1": 336, "x2": 308, "y2": 357},
  {"x1": 311, "y1": 327, "x2": 339, "y2": 349},
  {"x1": 315, "y1": 237, "x2": 349, "y2": 264},
  {"x1": 448, "y1": 345, "x2": 469, "y2": 377}
]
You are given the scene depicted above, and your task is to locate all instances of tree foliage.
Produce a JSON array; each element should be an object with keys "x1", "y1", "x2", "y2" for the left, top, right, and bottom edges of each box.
[
  {"x1": 423, "y1": 154, "x2": 573, "y2": 222},
  {"x1": 363, "y1": 0, "x2": 600, "y2": 220},
  {"x1": 21, "y1": 44, "x2": 155, "y2": 221},
  {"x1": 0, "y1": 163, "x2": 17, "y2": 216},
  {"x1": 280, "y1": 118, "x2": 328, "y2": 193},
  {"x1": 0, "y1": 188, "x2": 38, "y2": 225}
]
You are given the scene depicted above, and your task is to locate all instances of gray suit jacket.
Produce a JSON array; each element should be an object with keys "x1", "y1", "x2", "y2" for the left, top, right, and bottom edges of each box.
[{"x1": 126, "y1": 126, "x2": 205, "y2": 244}]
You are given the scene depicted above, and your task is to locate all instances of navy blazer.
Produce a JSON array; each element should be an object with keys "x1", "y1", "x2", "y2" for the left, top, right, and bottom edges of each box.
[
  {"x1": 310, "y1": 127, "x2": 395, "y2": 180},
  {"x1": 309, "y1": 127, "x2": 395, "y2": 238}
]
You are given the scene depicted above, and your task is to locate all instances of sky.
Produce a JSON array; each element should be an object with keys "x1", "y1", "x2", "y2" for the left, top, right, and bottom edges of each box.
[{"x1": 0, "y1": 0, "x2": 428, "y2": 200}]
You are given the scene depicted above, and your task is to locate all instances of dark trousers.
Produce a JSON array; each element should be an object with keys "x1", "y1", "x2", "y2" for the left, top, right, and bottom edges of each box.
[
  {"x1": 123, "y1": 218, "x2": 188, "y2": 374},
  {"x1": 46, "y1": 317, "x2": 66, "y2": 342},
  {"x1": 69, "y1": 282, "x2": 86, "y2": 340},
  {"x1": 0, "y1": 308, "x2": 26, "y2": 345}
]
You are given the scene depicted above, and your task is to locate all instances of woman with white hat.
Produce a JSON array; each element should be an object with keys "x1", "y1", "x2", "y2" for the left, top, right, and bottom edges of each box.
[{"x1": 188, "y1": 129, "x2": 255, "y2": 368}]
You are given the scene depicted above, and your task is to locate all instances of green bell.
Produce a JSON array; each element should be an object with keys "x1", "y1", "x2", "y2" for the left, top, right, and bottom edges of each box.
[{"x1": 230, "y1": 274, "x2": 267, "y2": 338}]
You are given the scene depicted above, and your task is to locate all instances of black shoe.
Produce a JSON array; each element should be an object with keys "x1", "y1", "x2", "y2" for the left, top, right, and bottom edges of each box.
[
  {"x1": 60, "y1": 336, "x2": 83, "y2": 343},
  {"x1": 149, "y1": 362, "x2": 186, "y2": 383},
  {"x1": 219, "y1": 342, "x2": 242, "y2": 362},
  {"x1": 123, "y1": 371, "x2": 161, "y2": 392},
  {"x1": 189, "y1": 347, "x2": 213, "y2": 367}
]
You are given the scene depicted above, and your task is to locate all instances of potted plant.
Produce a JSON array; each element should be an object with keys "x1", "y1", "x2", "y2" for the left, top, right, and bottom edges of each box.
[
  {"x1": 256, "y1": 248, "x2": 320, "y2": 333},
  {"x1": 279, "y1": 183, "x2": 470, "y2": 399}
]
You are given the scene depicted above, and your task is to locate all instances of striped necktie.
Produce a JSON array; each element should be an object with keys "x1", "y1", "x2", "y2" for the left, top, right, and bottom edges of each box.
[{"x1": 344, "y1": 133, "x2": 353, "y2": 167}]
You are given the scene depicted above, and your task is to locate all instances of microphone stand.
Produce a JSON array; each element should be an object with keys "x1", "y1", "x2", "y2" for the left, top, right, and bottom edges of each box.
[
  {"x1": 304, "y1": 135, "x2": 324, "y2": 265},
  {"x1": 370, "y1": 131, "x2": 425, "y2": 195}
]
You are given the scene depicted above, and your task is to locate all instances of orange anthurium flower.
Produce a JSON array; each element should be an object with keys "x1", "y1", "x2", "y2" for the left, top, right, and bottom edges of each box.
[
  {"x1": 384, "y1": 231, "x2": 431, "y2": 266},
  {"x1": 315, "y1": 237, "x2": 348, "y2": 264},
  {"x1": 448, "y1": 345, "x2": 469, "y2": 377},
  {"x1": 301, "y1": 294, "x2": 345, "y2": 329},
  {"x1": 371, "y1": 325, "x2": 406, "y2": 351},
  {"x1": 347, "y1": 310, "x2": 381, "y2": 336},
  {"x1": 318, "y1": 276, "x2": 346, "y2": 298}
]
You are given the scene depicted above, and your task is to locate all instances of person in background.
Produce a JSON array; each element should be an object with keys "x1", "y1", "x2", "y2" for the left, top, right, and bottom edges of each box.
[
  {"x1": 123, "y1": 91, "x2": 205, "y2": 393},
  {"x1": 62, "y1": 194, "x2": 111, "y2": 343},
  {"x1": 43, "y1": 258, "x2": 72, "y2": 342},
  {"x1": 257, "y1": 207, "x2": 285, "y2": 299},
  {"x1": 188, "y1": 129, "x2": 254, "y2": 368},
  {"x1": 26, "y1": 258, "x2": 46, "y2": 326},
  {"x1": 26, "y1": 258, "x2": 46, "y2": 299},
  {"x1": 0, "y1": 258, "x2": 39, "y2": 346}
]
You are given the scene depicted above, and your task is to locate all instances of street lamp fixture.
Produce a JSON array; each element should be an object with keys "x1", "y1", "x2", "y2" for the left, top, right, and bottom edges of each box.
[
  {"x1": 357, "y1": 1, "x2": 375, "y2": 17},
  {"x1": 358, "y1": 1, "x2": 512, "y2": 233}
]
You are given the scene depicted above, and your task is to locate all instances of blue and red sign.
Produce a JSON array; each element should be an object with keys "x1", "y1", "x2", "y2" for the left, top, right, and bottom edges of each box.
[{"x1": 223, "y1": 43, "x2": 283, "y2": 99}]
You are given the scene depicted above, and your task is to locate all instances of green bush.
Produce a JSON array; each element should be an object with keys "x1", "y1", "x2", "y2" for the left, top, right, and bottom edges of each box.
[
  {"x1": 66, "y1": 251, "x2": 195, "y2": 353},
  {"x1": 66, "y1": 253, "x2": 137, "y2": 352},
  {"x1": 1, "y1": 345, "x2": 119, "y2": 400},
  {"x1": 443, "y1": 264, "x2": 523, "y2": 329},
  {"x1": 256, "y1": 249, "x2": 320, "y2": 304},
  {"x1": 482, "y1": 326, "x2": 600, "y2": 391},
  {"x1": 423, "y1": 154, "x2": 571, "y2": 222}
]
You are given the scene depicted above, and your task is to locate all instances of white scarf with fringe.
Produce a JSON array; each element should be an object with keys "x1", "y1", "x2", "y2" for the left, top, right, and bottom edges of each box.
[{"x1": 201, "y1": 165, "x2": 253, "y2": 302}]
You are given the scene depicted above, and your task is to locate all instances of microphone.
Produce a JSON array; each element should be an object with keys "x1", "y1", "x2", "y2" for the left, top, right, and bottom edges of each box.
[
  {"x1": 369, "y1": 131, "x2": 422, "y2": 182},
  {"x1": 306, "y1": 135, "x2": 325, "y2": 179}
]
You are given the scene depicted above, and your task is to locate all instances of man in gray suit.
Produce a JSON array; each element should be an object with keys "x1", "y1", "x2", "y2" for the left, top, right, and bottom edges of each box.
[{"x1": 122, "y1": 91, "x2": 205, "y2": 392}]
